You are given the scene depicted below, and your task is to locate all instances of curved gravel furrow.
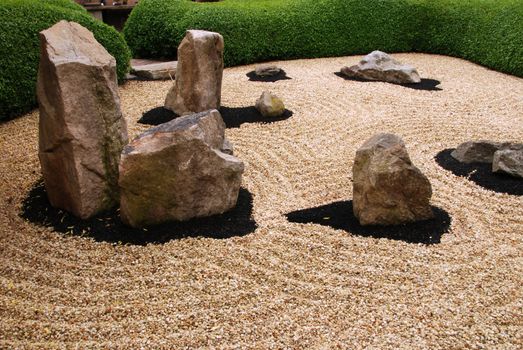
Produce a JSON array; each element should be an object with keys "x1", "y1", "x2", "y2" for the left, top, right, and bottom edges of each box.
[{"x1": 0, "y1": 54, "x2": 522, "y2": 349}]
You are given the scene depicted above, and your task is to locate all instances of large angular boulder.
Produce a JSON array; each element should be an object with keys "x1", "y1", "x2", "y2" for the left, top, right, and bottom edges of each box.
[
  {"x1": 37, "y1": 21, "x2": 128, "y2": 219},
  {"x1": 493, "y1": 148, "x2": 523, "y2": 178},
  {"x1": 451, "y1": 140, "x2": 519, "y2": 164},
  {"x1": 119, "y1": 109, "x2": 244, "y2": 228},
  {"x1": 341, "y1": 51, "x2": 421, "y2": 84},
  {"x1": 353, "y1": 133, "x2": 433, "y2": 226},
  {"x1": 164, "y1": 30, "x2": 224, "y2": 116},
  {"x1": 255, "y1": 91, "x2": 285, "y2": 117}
]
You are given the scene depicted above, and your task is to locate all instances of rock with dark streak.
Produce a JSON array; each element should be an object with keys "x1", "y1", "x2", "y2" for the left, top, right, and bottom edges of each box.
[{"x1": 37, "y1": 21, "x2": 128, "y2": 219}]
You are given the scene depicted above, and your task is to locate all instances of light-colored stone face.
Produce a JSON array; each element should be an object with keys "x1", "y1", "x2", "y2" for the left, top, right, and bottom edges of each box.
[
  {"x1": 341, "y1": 50, "x2": 421, "y2": 84},
  {"x1": 164, "y1": 30, "x2": 224, "y2": 115},
  {"x1": 493, "y1": 148, "x2": 523, "y2": 178},
  {"x1": 352, "y1": 133, "x2": 433, "y2": 226},
  {"x1": 37, "y1": 21, "x2": 128, "y2": 219},
  {"x1": 255, "y1": 91, "x2": 285, "y2": 118},
  {"x1": 255, "y1": 65, "x2": 282, "y2": 77},
  {"x1": 119, "y1": 109, "x2": 244, "y2": 228}
]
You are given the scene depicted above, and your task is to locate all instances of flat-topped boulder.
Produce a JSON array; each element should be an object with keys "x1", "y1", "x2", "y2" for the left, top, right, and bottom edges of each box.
[
  {"x1": 165, "y1": 30, "x2": 224, "y2": 115},
  {"x1": 353, "y1": 133, "x2": 433, "y2": 226},
  {"x1": 341, "y1": 51, "x2": 421, "y2": 84},
  {"x1": 493, "y1": 148, "x2": 523, "y2": 178},
  {"x1": 131, "y1": 61, "x2": 177, "y2": 80},
  {"x1": 255, "y1": 65, "x2": 282, "y2": 77},
  {"x1": 119, "y1": 109, "x2": 244, "y2": 228},
  {"x1": 451, "y1": 140, "x2": 520, "y2": 164},
  {"x1": 37, "y1": 21, "x2": 128, "y2": 219}
]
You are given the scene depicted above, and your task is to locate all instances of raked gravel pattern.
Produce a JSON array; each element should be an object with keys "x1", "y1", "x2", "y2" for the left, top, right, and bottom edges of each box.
[{"x1": 1, "y1": 54, "x2": 522, "y2": 349}]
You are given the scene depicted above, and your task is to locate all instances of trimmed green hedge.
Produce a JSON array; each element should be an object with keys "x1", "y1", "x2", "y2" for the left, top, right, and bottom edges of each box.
[
  {"x1": 124, "y1": 0, "x2": 523, "y2": 77},
  {"x1": 0, "y1": 0, "x2": 131, "y2": 120}
]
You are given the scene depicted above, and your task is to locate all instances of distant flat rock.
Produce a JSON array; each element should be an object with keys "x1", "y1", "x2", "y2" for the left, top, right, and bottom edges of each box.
[{"x1": 131, "y1": 61, "x2": 177, "y2": 80}]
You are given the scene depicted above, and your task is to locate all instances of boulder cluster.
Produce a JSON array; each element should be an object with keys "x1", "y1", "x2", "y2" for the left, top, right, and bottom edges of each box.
[
  {"x1": 36, "y1": 21, "x2": 516, "y2": 234},
  {"x1": 37, "y1": 22, "x2": 243, "y2": 228},
  {"x1": 451, "y1": 140, "x2": 523, "y2": 178}
]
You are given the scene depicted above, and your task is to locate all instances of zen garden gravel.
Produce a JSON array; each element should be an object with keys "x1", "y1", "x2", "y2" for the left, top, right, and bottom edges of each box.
[{"x1": 1, "y1": 54, "x2": 522, "y2": 349}]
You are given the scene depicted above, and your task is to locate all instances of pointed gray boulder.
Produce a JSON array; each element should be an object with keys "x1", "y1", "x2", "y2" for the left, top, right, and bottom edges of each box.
[
  {"x1": 341, "y1": 51, "x2": 421, "y2": 84},
  {"x1": 37, "y1": 21, "x2": 128, "y2": 219}
]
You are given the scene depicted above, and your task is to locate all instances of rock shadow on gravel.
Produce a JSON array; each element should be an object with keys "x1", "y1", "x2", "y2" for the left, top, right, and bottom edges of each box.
[
  {"x1": 21, "y1": 181, "x2": 257, "y2": 245},
  {"x1": 246, "y1": 70, "x2": 291, "y2": 82},
  {"x1": 138, "y1": 106, "x2": 293, "y2": 128},
  {"x1": 286, "y1": 201, "x2": 451, "y2": 244},
  {"x1": 334, "y1": 72, "x2": 442, "y2": 91},
  {"x1": 435, "y1": 149, "x2": 523, "y2": 196}
]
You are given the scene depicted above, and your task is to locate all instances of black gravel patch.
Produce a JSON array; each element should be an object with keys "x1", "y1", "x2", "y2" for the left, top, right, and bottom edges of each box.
[
  {"x1": 21, "y1": 181, "x2": 257, "y2": 245},
  {"x1": 286, "y1": 201, "x2": 451, "y2": 245},
  {"x1": 435, "y1": 148, "x2": 523, "y2": 196},
  {"x1": 246, "y1": 70, "x2": 291, "y2": 82},
  {"x1": 220, "y1": 106, "x2": 293, "y2": 128},
  {"x1": 138, "y1": 106, "x2": 293, "y2": 128},
  {"x1": 138, "y1": 107, "x2": 177, "y2": 125},
  {"x1": 334, "y1": 72, "x2": 442, "y2": 91}
]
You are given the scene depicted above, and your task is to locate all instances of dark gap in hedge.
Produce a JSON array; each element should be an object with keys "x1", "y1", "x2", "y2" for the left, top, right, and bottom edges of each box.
[
  {"x1": 20, "y1": 181, "x2": 257, "y2": 245},
  {"x1": 138, "y1": 106, "x2": 293, "y2": 128},
  {"x1": 334, "y1": 72, "x2": 442, "y2": 91},
  {"x1": 246, "y1": 70, "x2": 292, "y2": 82},
  {"x1": 435, "y1": 149, "x2": 523, "y2": 196},
  {"x1": 286, "y1": 201, "x2": 451, "y2": 245}
]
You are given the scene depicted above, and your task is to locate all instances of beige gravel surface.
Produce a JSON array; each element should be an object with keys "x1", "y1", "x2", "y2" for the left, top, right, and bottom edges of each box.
[{"x1": 1, "y1": 54, "x2": 522, "y2": 349}]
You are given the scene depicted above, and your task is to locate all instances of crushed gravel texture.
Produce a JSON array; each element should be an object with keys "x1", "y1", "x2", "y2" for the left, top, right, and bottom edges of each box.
[{"x1": 1, "y1": 54, "x2": 522, "y2": 349}]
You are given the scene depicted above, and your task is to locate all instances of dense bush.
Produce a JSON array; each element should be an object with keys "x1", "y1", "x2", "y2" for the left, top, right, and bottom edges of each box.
[
  {"x1": 124, "y1": 0, "x2": 523, "y2": 77},
  {"x1": 0, "y1": 0, "x2": 131, "y2": 120}
]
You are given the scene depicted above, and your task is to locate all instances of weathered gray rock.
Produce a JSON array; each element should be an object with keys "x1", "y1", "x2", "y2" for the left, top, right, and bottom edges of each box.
[
  {"x1": 164, "y1": 30, "x2": 224, "y2": 115},
  {"x1": 451, "y1": 140, "x2": 518, "y2": 164},
  {"x1": 341, "y1": 51, "x2": 421, "y2": 84},
  {"x1": 493, "y1": 148, "x2": 523, "y2": 178},
  {"x1": 37, "y1": 21, "x2": 128, "y2": 219},
  {"x1": 255, "y1": 65, "x2": 282, "y2": 77},
  {"x1": 255, "y1": 91, "x2": 285, "y2": 117},
  {"x1": 119, "y1": 109, "x2": 244, "y2": 228},
  {"x1": 131, "y1": 61, "x2": 177, "y2": 80},
  {"x1": 353, "y1": 133, "x2": 433, "y2": 226}
]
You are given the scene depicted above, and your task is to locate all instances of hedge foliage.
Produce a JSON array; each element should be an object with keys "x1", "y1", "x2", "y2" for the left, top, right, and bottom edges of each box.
[
  {"x1": 124, "y1": 0, "x2": 523, "y2": 77},
  {"x1": 0, "y1": 0, "x2": 131, "y2": 120}
]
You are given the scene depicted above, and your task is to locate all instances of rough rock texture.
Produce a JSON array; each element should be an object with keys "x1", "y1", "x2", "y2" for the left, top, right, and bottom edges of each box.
[
  {"x1": 353, "y1": 133, "x2": 434, "y2": 226},
  {"x1": 37, "y1": 20, "x2": 128, "y2": 219},
  {"x1": 164, "y1": 30, "x2": 224, "y2": 115},
  {"x1": 131, "y1": 61, "x2": 177, "y2": 80},
  {"x1": 451, "y1": 140, "x2": 519, "y2": 164},
  {"x1": 255, "y1": 65, "x2": 282, "y2": 77},
  {"x1": 119, "y1": 109, "x2": 244, "y2": 228},
  {"x1": 493, "y1": 148, "x2": 523, "y2": 178},
  {"x1": 255, "y1": 91, "x2": 285, "y2": 117},
  {"x1": 341, "y1": 51, "x2": 421, "y2": 84}
]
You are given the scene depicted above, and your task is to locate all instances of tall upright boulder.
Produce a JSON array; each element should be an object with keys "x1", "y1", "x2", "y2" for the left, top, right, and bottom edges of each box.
[
  {"x1": 37, "y1": 21, "x2": 128, "y2": 219},
  {"x1": 164, "y1": 30, "x2": 224, "y2": 116},
  {"x1": 119, "y1": 109, "x2": 244, "y2": 228},
  {"x1": 352, "y1": 133, "x2": 433, "y2": 226}
]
